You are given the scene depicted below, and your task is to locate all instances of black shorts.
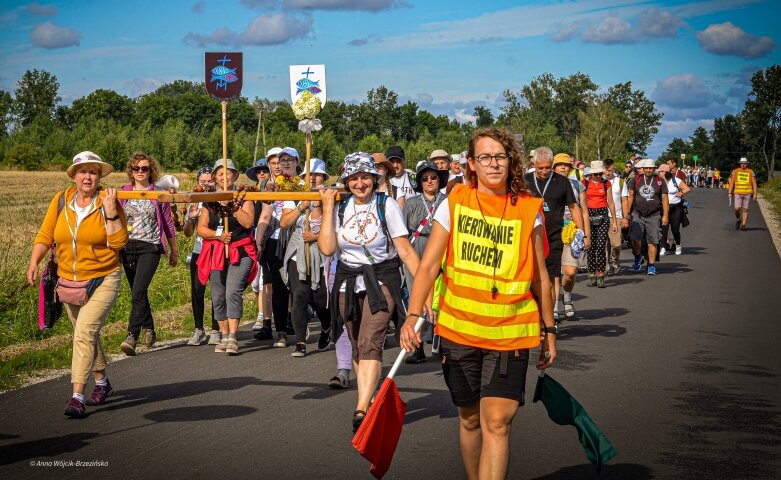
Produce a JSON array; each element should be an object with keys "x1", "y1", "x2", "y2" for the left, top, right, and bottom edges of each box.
[
  {"x1": 440, "y1": 337, "x2": 529, "y2": 408},
  {"x1": 545, "y1": 240, "x2": 564, "y2": 279}
]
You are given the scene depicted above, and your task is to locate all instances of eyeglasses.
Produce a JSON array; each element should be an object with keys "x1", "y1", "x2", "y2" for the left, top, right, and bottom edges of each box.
[
  {"x1": 131, "y1": 166, "x2": 150, "y2": 173},
  {"x1": 475, "y1": 153, "x2": 509, "y2": 166},
  {"x1": 420, "y1": 174, "x2": 439, "y2": 182},
  {"x1": 279, "y1": 158, "x2": 297, "y2": 164}
]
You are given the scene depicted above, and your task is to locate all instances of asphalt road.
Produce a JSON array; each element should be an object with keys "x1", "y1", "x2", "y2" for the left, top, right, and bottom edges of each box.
[{"x1": 2, "y1": 187, "x2": 781, "y2": 480}]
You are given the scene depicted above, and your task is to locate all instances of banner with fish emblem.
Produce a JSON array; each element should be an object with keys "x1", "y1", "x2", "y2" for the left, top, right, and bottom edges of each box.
[
  {"x1": 289, "y1": 64, "x2": 327, "y2": 107},
  {"x1": 205, "y1": 52, "x2": 243, "y2": 101}
]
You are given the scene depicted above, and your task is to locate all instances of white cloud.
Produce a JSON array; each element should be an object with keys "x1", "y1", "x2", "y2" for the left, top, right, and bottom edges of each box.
[
  {"x1": 696, "y1": 22, "x2": 775, "y2": 58},
  {"x1": 653, "y1": 74, "x2": 713, "y2": 109},
  {"x1": 29, "y1": 21, "x2": 81, "y2": 49},
  {"x1": 241, "y1": 0, "x2": 279, "y2": 8},
  {"x1": 282, "y1": 0, "x2": 409, "y2": 11},
  {"x1": 552, "y1": 22, "x2": 581, "y2": 43},
  {"x1": 191, "y1": 1, "x2": 205, "y2": 14},
  {"x1": 636, "y1": 8, "x2": 685, "y2": 38},
  {"x1": 581, "y1": 17, "x2": 633, "y2": 44},
  {"x1": 183, "y1": 13, "x2": 313, "y2": 47},
  {"x1": 27, "y1": 3, "x2": 57, "y2": 16},
  {"x1": 647, "y1": 118, "x2": 715, "y2": 158}
]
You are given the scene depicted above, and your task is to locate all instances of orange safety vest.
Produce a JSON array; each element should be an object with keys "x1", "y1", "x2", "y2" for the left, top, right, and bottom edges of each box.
[
  {"x1": 435, "y1": 184, "x2": 543, "y2": 351},
  {"x1": 732, "y1": 168, "x2": 754, "y2": 194}
]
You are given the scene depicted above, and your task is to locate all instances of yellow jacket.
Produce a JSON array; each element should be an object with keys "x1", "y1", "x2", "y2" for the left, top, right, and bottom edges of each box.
[{"x1": 34, "y1": 187, "x2": 129, "y2": 280}]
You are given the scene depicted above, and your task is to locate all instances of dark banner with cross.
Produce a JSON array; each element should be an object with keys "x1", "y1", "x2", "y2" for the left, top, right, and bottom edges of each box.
[{"x1": 205, "y1": 52, "x2": 243, "y2": 101}]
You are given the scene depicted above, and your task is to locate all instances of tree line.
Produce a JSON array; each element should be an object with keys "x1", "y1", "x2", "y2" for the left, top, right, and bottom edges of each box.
[
  {"x1": 2, "y1": 68, "x2": 667, "y2": 176},
  {"x1": 658, "y1": 65, "x2": 780, "y2": 182}
]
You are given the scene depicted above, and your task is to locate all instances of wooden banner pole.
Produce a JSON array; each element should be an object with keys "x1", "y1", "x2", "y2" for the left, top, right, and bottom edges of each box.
[
  {"x1": 221, "y1": 100, "x2": 229, "y2": 257},
  {"x1": 304, "y1": 132, "x2": 312, "y2": 275}
]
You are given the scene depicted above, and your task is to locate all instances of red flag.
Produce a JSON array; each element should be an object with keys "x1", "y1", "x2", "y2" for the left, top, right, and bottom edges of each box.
[{"x1": 351, "y1": 377, "x2": 407, "y2": 479}]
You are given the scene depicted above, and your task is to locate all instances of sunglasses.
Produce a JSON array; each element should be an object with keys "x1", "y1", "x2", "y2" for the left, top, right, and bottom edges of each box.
[
  {"x1": 131, "y1": 166, "x2": 150, "y2": 173},
  {"x1": 420, "y1": 174, "x2": 439, "y2": 182},
  {"x1": 591, "y1": 172, "x2": 603, "y2": 176}
]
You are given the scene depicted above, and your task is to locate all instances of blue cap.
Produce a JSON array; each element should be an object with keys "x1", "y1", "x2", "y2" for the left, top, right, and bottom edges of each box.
[
  {"x1": 279, "y1": 147, "x2": 300, "y2": 159},
  {"x1": 245, "y1": 158, "x2": 270, "y2": 183}
]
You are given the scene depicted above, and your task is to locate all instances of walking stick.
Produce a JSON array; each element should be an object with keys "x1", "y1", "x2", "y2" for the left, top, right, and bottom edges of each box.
[{"x1": 221, "y1": 100, "x2": 229, "y2": 257}]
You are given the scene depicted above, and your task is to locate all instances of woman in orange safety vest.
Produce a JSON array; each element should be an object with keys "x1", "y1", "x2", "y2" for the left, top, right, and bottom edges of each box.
[{"x1": 400, "y1": 128, "x2": 556, "y2": 480}]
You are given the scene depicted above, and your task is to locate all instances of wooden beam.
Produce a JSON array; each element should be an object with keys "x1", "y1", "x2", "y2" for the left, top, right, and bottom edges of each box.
[{"x1": 106, "y1": 189, "x2": 344, "y2": 203}]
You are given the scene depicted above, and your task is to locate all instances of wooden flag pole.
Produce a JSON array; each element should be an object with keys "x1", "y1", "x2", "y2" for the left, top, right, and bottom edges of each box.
[
  {"x1": 221, "y1": 100, "x2": 229, "y2": 257},
  {"x1": 304, "y1": 132, "x2": 312, "y2": 275}
]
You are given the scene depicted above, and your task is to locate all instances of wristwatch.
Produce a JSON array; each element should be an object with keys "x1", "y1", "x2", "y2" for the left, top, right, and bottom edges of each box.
[{"x1": 542, "y1": 324, "x2": 558, "y2": 335}]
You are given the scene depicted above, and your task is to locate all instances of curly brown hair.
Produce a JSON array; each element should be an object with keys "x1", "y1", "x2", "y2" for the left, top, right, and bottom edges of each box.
[
  {"x1": 465, "y1": 128, "x2": 530, "y2": 204},
  {"x1": 125, "y1": 152, "x2": 161, "y2": 183}
]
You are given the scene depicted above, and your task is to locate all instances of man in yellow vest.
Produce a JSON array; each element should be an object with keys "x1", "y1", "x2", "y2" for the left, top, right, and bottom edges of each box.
[{"x1": 728, "y1": 157, "x2": 758, "y2": 231}]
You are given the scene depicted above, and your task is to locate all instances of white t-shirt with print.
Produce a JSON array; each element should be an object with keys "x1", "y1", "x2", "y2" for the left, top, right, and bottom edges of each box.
[
  {"x1": 334, "y1": 193, "x2": 408, "y2": 292},
  {"x1": 390, "y1": 173, "x2": 418, "y2": 201},
  {"x1": 269, "y1": 200, "x2": 285, "y2": 240},
  {"x1": 432, "y1": 197, "x2": 543, "y2": 232}
]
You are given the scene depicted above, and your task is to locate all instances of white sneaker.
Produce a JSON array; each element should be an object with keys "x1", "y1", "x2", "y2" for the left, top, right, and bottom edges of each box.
[
  {"x1": 675, "y1": 245, "x2": 682, "y2": 255},
  {"x1": 187, "y1": 328, "x2": 207, "y2": 346},
  {"x1": 252, "y1": 320, "x2": 263, "y2": 331},
  {"x1": 660, "y1": 247, "x2": 666, "y2": 256},
  {"x1": 207, "y1": 330, "x2": 221, "y2": 345}
]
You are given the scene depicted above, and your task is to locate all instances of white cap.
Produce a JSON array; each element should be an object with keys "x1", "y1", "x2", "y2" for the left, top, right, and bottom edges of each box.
[
  {"x1": 266, "y1": 147, "x2": 283, "y2": 158},
  {"x1": 739, "y1": 157, "x2": 748, "y2": 163}
]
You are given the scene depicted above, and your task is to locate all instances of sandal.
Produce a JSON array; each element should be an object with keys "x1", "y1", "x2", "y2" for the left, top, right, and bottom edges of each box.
[
  {"x1": 563, "y1": 300, "x2": 575, "y2": 318},
  {"x1": 352, "y1": 409, "x2": 367, "y2": 433},
  {"x1": 214, "y1": 336, "x2": 227, "y2": 353},
  {"x1": 225, "y1": 334, "x2": 239, "y2": 355}
]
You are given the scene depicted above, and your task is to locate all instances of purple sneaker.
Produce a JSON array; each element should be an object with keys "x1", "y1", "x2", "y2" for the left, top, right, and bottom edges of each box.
[
  {"x1": 85, "y1": 379, "x2": 114, "y2": 406},
  {"x1": 64, "y1": 397, "x2": 87, "y2": 418}
]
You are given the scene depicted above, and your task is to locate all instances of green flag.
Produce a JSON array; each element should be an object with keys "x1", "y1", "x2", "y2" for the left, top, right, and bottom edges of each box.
[{"x1": 533, "y1": 373, "x2": 617, "y2": 472}]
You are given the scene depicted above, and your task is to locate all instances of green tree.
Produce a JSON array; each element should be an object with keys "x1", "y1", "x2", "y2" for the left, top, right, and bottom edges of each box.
[
  {"x1": 11, "y1": 69, "x2": 61, "y2": 127},
  {"x1": 577, "y1": 99, "x2": 630, "y2": 162},
  {"x1": 658, "y1": 137, "x2": 690, "y2": 163},
  {"x1": 0, "y1": 90, "x2": 11, "y2": 137},
  {"x1": 603, "y1": 81, "x2": 663, "y2": 155},
  {"x1": 711, "y1": 114, "x2": 746, "y2": 170},
  {"x1": 689, "y1": 126, "x2": 712, "y2": 167},
  {"x1": 3, "y1": 142, "x2": 44, "y2": 170},
  {"x1": 741, "y1": 65, "x2": 781, "y2": 181},
  {"x1": 71, "y1": 89, "x2": 135, "y2": 125},
  {"x1": 473, "y1": 106, "x2": 494, "y2": 128}
]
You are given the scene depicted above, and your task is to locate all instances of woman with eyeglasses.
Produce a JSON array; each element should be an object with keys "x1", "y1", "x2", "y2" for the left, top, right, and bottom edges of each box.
[
  {"x1": 119, "y1": 152, "x2": 179, "y2": 356},
  {"x1": 402, "y1": 160, "x2": 448, "y2": 364},
  {"x1": 581, "y1": 161, "x2": 617, "y2": 288},
  {"x1": 400, "y1": 128, "x2": 555, "y2": 480},
  {"x1": 182, "y1": 166, "x2": 220, "y2": 346}
]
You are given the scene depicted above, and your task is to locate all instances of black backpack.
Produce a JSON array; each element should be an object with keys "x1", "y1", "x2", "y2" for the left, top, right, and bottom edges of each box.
[{"x1": 337, "y1": 192, "x2": 393, "y2": 252}]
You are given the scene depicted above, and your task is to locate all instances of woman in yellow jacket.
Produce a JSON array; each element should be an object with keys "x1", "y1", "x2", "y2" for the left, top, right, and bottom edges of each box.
[
  {"x1": 401, "y1": 129, "x2": 556, "y2": 480},
  {"x1": 27, "y1": 152, "x2": 128, "y2": 418}
]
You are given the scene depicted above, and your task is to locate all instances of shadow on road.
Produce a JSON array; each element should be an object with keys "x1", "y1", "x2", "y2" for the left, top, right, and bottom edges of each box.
[
  {"x1": 0, "y1": 432, "x2": 100, "y2": 466},
  {"x1": 530, "y1": 462, "x2": 654, "y2": 479},
  {"x1": 557, "y1": 324, "x2": 627, "y2": 340},
  {"x1": 143, "y1": 405, "x2": 256, "y2": 423},
  {"x1": 575, "y1": 307, "x2": 630, "y2": 320},
  {"x1": 94, "y1": 376, "x2": 265, "y2": 413}
]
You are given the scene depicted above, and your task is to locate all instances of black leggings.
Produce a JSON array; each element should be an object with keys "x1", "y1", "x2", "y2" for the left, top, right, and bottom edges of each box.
[
  {"x1": 122, "y1": 240, "x2": 160, "y2": 338},
  {"x1": 286, "y1": 260, "x2": 330, "y2": 343},
  {"x1": 587, "y1": 207, "x2": 609, "y2": 274},
  {"x1": 188, "y1": 252, "x2": 218, "y2": 331},
  {"x1": 661, "y1": 203, "x2": 683, "y2": 248},
  {"x1": 263, "y1": 238, "x2": 290, "y2": 333}
]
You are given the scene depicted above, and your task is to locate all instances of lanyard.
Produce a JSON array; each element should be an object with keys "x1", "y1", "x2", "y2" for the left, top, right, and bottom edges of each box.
[
  {"x1": 352, "y1": 199, "x2": 378, "y2": 264},
  {"x1": 533, "y1": 174, "x2": 553, "y2": 198},
  {"x1": 410, "y1": 193, "x2": 441, "y2": 245}
]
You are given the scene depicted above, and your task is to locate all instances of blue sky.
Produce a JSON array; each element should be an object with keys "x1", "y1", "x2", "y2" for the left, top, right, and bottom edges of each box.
[{"x1": 1, "y1": 0, "x2": 779, "y2": 157}]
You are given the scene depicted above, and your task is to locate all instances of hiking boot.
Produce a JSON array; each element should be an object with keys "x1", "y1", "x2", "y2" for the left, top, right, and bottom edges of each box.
[
  {"x1": 187, "y1": 328, "x2": 208, "y2": 346},
  {"x1": 208, "y1": 330, "x2": 222, "y2": 345},
  {"x1": 405, "y1": 346, "x2": 427, "y2": 364},
  {"x1": 735, "y1": 220, "x2": 741, "y2": 230},
  {"x1": 120, "y1": 334, "x2": 137, "y2": 356},
  {"x1": 632, "y1": 256, "x2": 642, "y2": 272},
  {"x1": 64, "y1": 397, "x2": 86, "y2": 418},
  {"x1": 318, "y1": 328, "x2": 331, "y2": 350},
  {"x1": 274, "y1": 332, "x2": 287, "y2": 348},
  {"x1": 596, "y1": 272, "x2": 606, "y2": 288},
  {"x1": 587, "y1": 274, "x2": 597, "y2": 287},
  {"x1": 647, "y1": 265, "x2": 657, "y2": 276},
  {"x1": 85, "y1": 379, "x2": 114, "y2": 406},
  {"x1": 141, "y1": 328, "x2": 156, "y2": 348},
  {"x1": 291, "y1": 343, "x2": 307, "y2": 357}
]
